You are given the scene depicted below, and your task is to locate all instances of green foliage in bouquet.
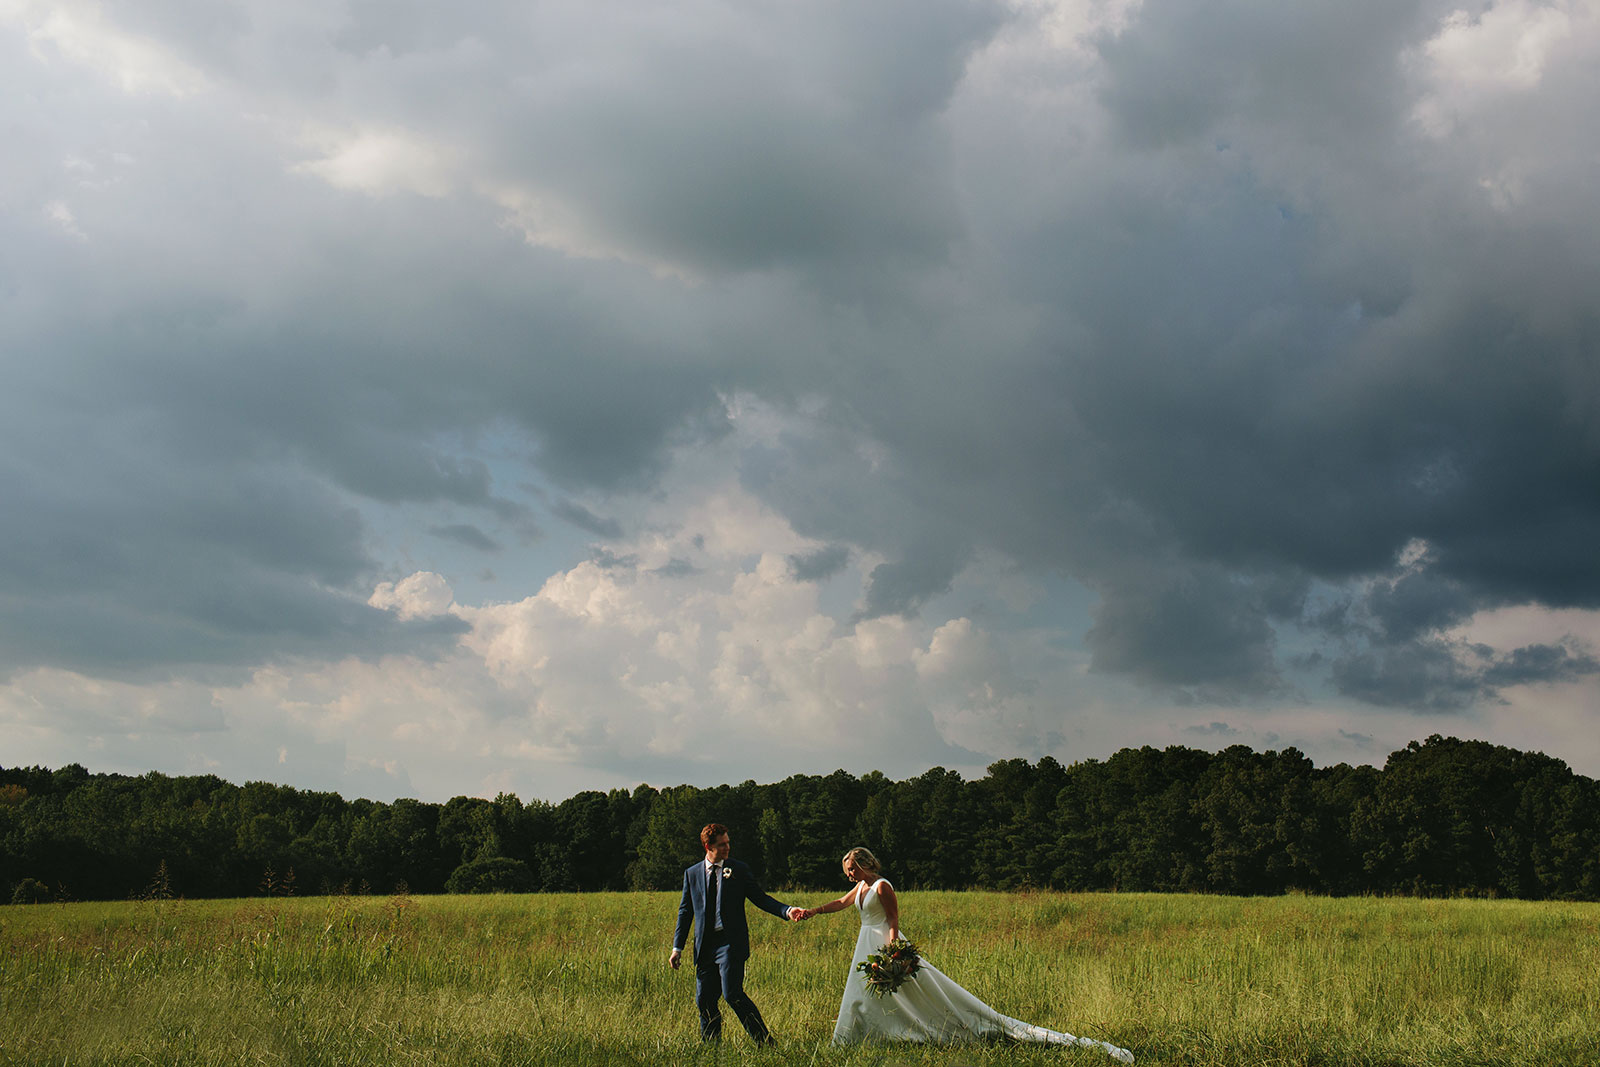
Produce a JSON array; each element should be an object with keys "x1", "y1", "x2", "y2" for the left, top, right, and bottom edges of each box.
[{"x1": 856, "y1": 937, "x2": 922, "y2": 997}]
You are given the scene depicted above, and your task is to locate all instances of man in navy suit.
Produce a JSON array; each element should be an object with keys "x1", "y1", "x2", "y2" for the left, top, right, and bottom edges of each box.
[{"x1": 669, "y1": 822, "x2": 801, "y2": 1043}]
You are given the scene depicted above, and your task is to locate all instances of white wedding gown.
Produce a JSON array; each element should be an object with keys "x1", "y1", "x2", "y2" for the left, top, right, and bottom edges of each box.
[{"x1": 831, "y1": 879, "x2": 1134, "y2": 1063}]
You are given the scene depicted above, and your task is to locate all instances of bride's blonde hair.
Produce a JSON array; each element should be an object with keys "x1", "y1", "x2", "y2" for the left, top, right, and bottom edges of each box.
[{"x1": 841, "y1": 846, "x2": 882, "y2": 875}]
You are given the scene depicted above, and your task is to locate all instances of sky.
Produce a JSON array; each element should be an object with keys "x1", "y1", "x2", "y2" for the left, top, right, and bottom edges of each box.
[{"x1": 3, "y1": 0, "x2": 1598, "y2": 803}]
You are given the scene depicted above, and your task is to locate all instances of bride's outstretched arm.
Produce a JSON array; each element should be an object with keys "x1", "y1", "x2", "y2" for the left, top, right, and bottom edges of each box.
[{"x1": 795, "y1": 882, "x2": 861, "y2": 919}]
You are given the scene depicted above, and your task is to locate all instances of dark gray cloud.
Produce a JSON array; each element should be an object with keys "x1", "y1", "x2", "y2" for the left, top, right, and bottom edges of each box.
[
  {"x1": 859, "y1": 545, "x2": 969, "y2": 621},
  {"x1": 1331, "y1": 636, "x2": 1600, "y2": 711},
  {"x1": 0, "y1": 399, "x2": 467, "y2": 679},
  {"x1": 1482, "y1": 643, "x2": 1600, "y2": 688},
  {"x1": 4, "y1": 0, "x2": 1598, "y2": 729},
  {"x1": 590, "y1": 549, "x2": 638, "y2": 571},
  {"x1": 1096, "y1": 0, "x2": 1427, "y2": 153},
  {"x1": 487, "y1": 0, "x2": 1004, "y2": 278},
  {"x1": 430, "y1": 524, "x2": 500, "y2": 552},
  {"x1": 1330, "y1": 639, "x2": 1488, "y2": 711},
  {"x1": 1364, "y1": 568, "x2": 1477, "y2": 644},
  {"x1": 1183, "y1": 722, "x2": 1240, "y2": 738},
  {"x1": 745, "y1": 0, "x2": 1600, "y2": 711},
  {"x1": 789, "y1": 545, "x2": 850, "y2": 583},
  {"x1": 1085, "y1": 566, "x2": 1290, "y2": 699},
  {"x1": 1338, "y1": 729, "x2": 1376, "y2": 750},
  {"x1": 552, "y1": 500, "x2": 623, "y2": 539}
]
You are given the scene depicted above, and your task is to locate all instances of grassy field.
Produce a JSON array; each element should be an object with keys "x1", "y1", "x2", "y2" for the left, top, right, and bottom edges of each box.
[{"x1": 2, "y1": 889, "x2": 1596, "y2": 1066}]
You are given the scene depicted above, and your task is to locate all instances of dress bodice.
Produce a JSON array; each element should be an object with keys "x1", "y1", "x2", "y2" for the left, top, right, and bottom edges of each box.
[{"x1": 856, "y1": 879, "x2": 891, "y2": 932}]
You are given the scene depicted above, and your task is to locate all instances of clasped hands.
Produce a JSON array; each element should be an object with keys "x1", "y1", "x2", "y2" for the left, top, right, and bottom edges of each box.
[{"x1": 667, "y1": 907, "x2": 813, "y2": 968}]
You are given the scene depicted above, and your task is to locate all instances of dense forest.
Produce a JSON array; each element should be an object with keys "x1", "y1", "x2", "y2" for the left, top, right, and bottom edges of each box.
[{"x1": 4, "y1": 735, "x2": 1598, "y2": 904}]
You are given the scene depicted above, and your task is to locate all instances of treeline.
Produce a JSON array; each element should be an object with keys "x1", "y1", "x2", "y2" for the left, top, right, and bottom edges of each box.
[{"x1": 3, "y1": 735, "x2": 1598, "y2": 904}]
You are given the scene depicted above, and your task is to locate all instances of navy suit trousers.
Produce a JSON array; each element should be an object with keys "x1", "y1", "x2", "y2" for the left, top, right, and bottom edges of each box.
[{"x1": 694, "y1": 931, "x2": 770, "y2": 1043}]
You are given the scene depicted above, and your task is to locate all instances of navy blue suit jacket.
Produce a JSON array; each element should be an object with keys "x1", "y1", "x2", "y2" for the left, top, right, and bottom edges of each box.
[{"x1": 674, "y1": 857, "x2": 791, "y2": 963}]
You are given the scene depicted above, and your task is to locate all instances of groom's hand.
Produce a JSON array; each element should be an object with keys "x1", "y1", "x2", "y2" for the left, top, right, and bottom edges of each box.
[{"x1": 669, "y1": 948, "x2": 682, "y2": 969}]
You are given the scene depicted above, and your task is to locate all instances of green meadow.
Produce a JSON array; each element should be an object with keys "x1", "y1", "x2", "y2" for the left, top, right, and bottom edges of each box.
[{"x1": 2, "y1": 890, "x2": 1595, "y2": 1066}]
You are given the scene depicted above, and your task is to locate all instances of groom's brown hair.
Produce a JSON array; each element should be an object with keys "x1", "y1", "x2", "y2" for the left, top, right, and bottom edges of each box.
[{"x1": 700, "y1": 822, "x2": 729, "y2": 849}]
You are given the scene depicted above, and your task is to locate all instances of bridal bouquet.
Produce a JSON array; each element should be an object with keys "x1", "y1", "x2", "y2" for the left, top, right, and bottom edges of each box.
[{"x1": 856, "y1": 938, "x2": 922, "y2": 997}]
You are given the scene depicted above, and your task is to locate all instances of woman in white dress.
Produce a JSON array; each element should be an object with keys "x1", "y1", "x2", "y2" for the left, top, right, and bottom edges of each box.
[{"x1": 793, "y1": 847, "x2": 1133, "y2": 1062}]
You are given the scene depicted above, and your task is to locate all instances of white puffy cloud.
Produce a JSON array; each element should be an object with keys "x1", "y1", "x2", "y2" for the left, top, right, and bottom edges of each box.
[
  {"x1": 43, "y1": 199, "x2": 86, "y2": 239},
  {"x1": 454, "y1": 485, "x2": 982, "y2": 775},
  {"x1": 369, "y1": 571, "x2": 455, "y2": 619},
  {"x1": 1419, "y1": 1, "x2": 1577, "y2": 100},
  {"x1": 292, "y1": 125, "x2": 458, "y2": 199},
  {"x1": 4, "y1": 0, "x2": 209, "y2": 97}
]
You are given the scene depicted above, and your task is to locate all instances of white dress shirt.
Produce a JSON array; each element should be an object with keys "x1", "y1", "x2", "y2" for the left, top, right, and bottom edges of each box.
[{"x1": 704, "y1": 860, "x2": 725, "y2": 930}]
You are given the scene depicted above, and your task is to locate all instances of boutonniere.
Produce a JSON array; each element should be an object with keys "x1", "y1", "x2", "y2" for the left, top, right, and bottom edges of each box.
[{"x1": 722, "y1": 867, "x2": 733, "y2": 879}]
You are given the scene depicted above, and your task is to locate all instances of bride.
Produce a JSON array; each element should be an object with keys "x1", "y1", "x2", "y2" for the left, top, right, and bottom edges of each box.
[{"x1": 794, "y1": 847, "x2": 1133, "y2": 1062}]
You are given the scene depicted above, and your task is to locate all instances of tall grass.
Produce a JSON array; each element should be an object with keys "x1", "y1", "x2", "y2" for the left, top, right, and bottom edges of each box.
[{"x1": 2, "y1": 890, "x2": 1595, "y2": 1066}]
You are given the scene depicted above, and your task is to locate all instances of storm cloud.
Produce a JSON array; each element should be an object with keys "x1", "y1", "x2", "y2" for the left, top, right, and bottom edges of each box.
[{"x1": 3, "y1": 0, "x2": 1597, "y2": 796}]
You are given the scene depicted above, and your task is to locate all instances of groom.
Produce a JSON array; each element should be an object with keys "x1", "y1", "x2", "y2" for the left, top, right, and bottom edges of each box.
[{"x1": 669, "y1": 822, "x2": 802, "y2": 1043}]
